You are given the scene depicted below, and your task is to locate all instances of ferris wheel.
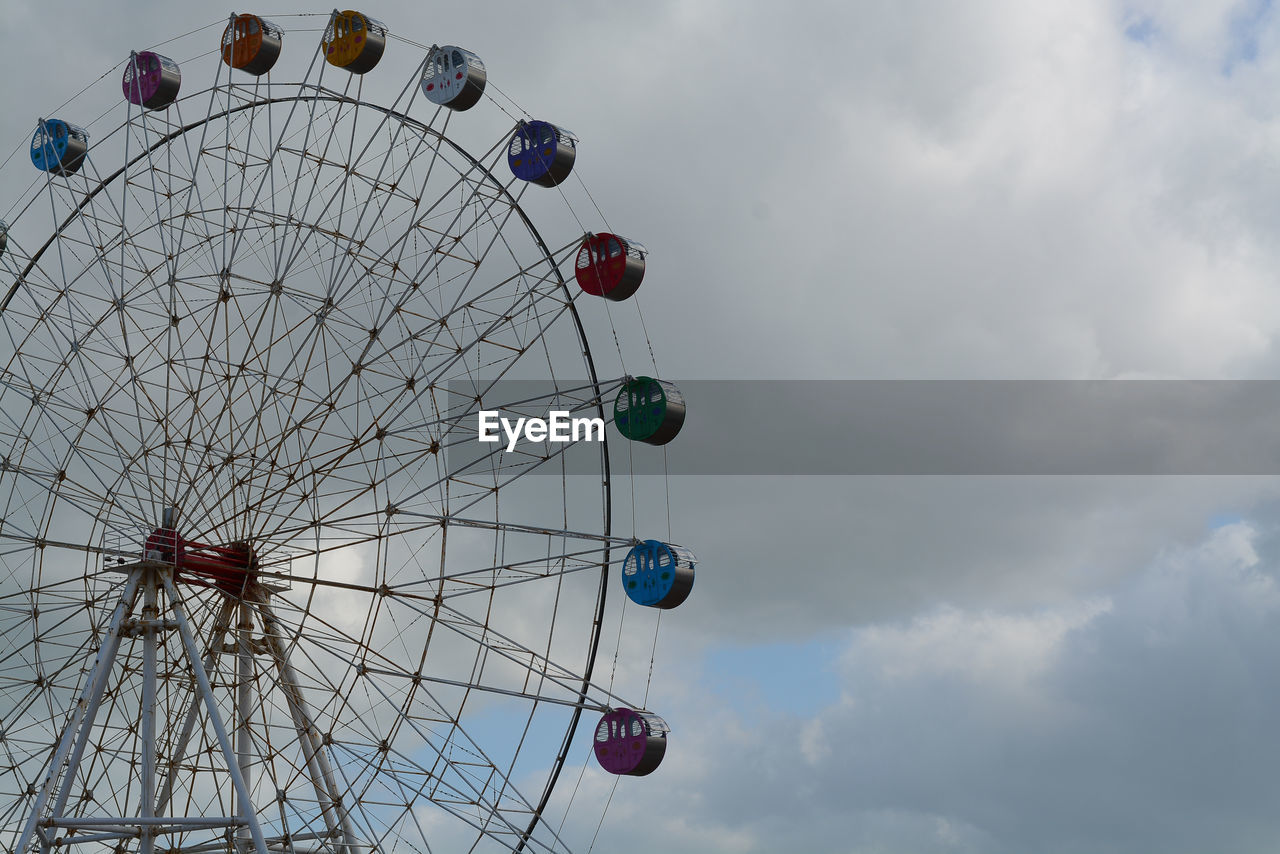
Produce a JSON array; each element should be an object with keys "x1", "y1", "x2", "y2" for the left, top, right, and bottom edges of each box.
[{"x1": 0, "y1": 11, "x2": 694, "y2": 854}]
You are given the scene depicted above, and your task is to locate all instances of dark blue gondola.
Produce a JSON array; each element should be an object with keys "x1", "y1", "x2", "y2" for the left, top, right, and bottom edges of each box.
[{"x1": 508, "y1": 120, "x2": 576, "y2": 187}]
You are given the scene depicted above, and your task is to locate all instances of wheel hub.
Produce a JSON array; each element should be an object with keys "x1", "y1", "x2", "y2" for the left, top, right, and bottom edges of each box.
[{"x1": 143, "y1": 527, "x2": 257, "y2": 596}]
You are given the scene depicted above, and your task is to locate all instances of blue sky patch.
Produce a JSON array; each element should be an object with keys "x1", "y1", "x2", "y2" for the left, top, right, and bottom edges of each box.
[
  {"x1": 703, "y1": 636, "x2": 844, "y2": 717},
  {"x1": 1208, "y1": 512, "x2": 1245, "y2": 530},
  {"x1": 1224, "y1": 0, "x2": 1272, "y2": 74},
  {"x1": 1124, "y1": 16, "x2": 1157, "y2": 45}
]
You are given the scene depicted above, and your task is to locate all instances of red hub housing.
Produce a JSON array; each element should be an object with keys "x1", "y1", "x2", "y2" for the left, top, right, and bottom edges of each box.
[{"x1": 144, "y1": 528, "x2": 257, "y2": 596}]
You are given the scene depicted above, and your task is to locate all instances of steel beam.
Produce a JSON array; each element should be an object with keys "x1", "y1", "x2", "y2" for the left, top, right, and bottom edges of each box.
[
  {"x1": 14, "y1": 570, "x2": 141, "y2": 854},
  {"x1": 162, "y1": 572, "x2": 270, "y2": 854},
  {"x1": 154, "y1": 597, "x2": 236, "y2": 815},
  {"x1": 237, "y1": 600, "x2": 256, "y2": 852},
  {"x1": 140, "y1": 568, "x2": 159, "y2": 854},
  {"x1": 256, "y1": 592, "x2": 361, "y2": 851}
]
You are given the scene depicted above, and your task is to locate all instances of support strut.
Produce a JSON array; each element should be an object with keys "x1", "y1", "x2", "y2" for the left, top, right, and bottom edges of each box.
[
  {"x1": 15, "y1": 570, "x2": 142, "y2": 854},
  {"x1": 256, "y1": 591, "x2": 361, "y2": 851}
]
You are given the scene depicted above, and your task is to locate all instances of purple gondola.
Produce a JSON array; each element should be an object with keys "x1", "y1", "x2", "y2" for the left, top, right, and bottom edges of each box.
[
  {"x1": 594, "y1": 708, "x2": 669, "y2": 776},
  {"x1": 122, "y1": 52, "x2": 182, "y2": 110}
]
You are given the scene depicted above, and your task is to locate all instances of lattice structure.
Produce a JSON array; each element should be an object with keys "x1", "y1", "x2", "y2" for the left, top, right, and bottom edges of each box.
[{"x1": 0, "y1": 11, "x2": 694, "y2": 854}]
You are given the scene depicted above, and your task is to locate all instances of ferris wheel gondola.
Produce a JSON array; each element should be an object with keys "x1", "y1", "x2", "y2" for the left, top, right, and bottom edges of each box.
[
  {"x1": 509, "y1": 119, "x2": 577, "y2": 186},
  {"x1": 122, "y1": 51, "x2": 182, "y2": 109},
  {"x1": 421, "y1": 44, "x2": 487, "y2": 111},
  {"x1": 322, "y1": 9, "x2": 386, "y2": 73},
  {"x1": 221, "y1": 13, "x2": 284, "y2": 75},
  {"x1": 29, "y1": 118, "x2": 88, "y2": 175}
]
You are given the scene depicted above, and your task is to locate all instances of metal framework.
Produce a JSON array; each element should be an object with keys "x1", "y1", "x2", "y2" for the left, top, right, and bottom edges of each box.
[{"x1": 0, "y1": 21, "x2": 653, "y2": 854}]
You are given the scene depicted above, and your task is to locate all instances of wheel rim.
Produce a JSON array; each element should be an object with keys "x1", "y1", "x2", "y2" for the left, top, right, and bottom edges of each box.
[{"x1": 0, "y1": 71, "x2": 621, "y2": 853}]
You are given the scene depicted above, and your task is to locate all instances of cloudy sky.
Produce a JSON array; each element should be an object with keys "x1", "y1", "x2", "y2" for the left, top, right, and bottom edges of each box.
[{"x1": 7, "y1": 1, "x2": 1280, "y2": 852}]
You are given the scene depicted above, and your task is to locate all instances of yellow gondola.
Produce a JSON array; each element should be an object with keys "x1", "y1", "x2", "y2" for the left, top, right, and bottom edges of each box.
[{"x1": 323, "y1": 10, "x2": 386, "y2": 74}]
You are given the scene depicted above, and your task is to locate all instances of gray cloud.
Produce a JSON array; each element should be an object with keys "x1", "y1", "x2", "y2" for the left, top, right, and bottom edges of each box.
[{"x1": 556, "y1": 520, "x2": 1280, "y2": 854}]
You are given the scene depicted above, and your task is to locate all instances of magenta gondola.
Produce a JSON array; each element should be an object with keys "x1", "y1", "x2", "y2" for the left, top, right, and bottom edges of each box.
[
  {"x1": 123, "y1": 51, "x2": 181, "y2": 110},
  {"x1": 594, "y1": 708, "x2": 669, "y2": 776}
]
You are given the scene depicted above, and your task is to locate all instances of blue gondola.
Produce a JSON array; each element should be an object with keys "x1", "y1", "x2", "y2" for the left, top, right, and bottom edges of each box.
[
  {"x1": 31, "y1": 119, "x2": 89, "y2": 176},
  {"x1": 508, "y1": 120, "x2": 576, "y2": 187},
  {"x1": 622, "y1": 540, "x2": 695, "y2": 609}
]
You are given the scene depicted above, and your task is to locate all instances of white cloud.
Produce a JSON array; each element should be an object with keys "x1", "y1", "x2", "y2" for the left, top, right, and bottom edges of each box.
[{"x1": 848, "y1": 598, "x2": 1111, "y2": 701}]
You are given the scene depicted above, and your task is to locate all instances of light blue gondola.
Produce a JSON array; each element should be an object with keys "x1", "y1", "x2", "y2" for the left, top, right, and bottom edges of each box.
[{"x1": 31, "y1": 119, "x2": 89, "y2": 176}]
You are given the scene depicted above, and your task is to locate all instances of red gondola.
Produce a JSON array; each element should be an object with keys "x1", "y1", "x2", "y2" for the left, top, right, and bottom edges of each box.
[{"x1": 575, "y1": 233, "x2": 647, "y2": 301}]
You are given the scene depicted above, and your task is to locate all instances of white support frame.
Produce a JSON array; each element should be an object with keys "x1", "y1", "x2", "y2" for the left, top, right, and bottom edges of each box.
[{"x1": 13, "y1": 565, "x2": 277, "y2": 854}]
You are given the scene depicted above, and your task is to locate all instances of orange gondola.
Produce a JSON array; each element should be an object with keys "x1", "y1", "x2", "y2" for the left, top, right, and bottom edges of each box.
[{"x1": 221, "y1": 13, "x2": 284, "y2": 76}]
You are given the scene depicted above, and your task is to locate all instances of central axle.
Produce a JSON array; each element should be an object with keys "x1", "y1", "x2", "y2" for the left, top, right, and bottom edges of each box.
[{"x1": 143, "y1": 527, "x2": 257, "y2": 596}]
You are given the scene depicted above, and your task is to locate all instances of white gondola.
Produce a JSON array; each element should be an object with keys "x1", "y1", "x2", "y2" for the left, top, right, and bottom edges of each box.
[{"x1": 421, "y1": 45, "x2": 486, "y2": 111}]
